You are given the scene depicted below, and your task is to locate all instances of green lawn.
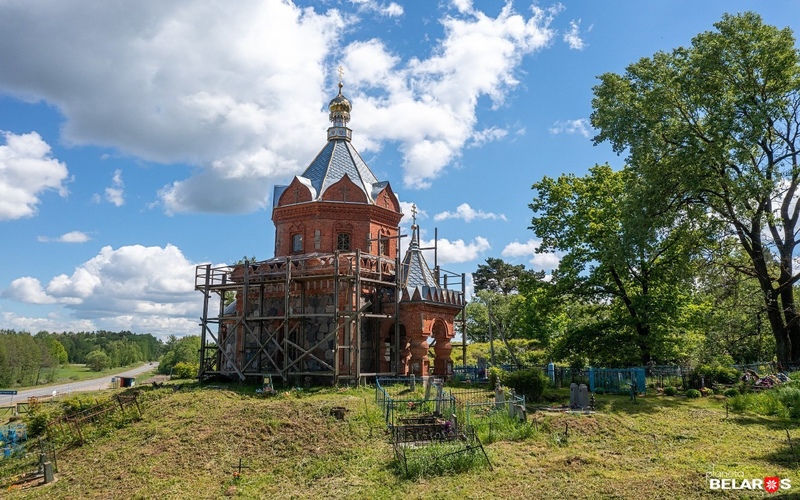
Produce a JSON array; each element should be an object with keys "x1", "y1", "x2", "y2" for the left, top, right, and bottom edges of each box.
[
  {"x1": 11, "y1": 363, "x2": 153, "y2": 391},
  {"x1": 6, "y1": 382, "x2": 799, "y2": 499}
]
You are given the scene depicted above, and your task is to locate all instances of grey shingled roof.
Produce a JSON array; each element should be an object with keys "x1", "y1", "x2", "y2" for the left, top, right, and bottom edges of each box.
[
  {"x1": 299, "y1": 139, "x2": 379, "y2": 202},
  {"x1": 400, "y1": 226, "x2": 438, "y2": 289}
]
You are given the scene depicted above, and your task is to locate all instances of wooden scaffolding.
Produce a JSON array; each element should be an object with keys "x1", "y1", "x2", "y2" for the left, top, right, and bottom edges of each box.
[{"x1": 194, "y1": 250, "x2": 401, "y2": 384}]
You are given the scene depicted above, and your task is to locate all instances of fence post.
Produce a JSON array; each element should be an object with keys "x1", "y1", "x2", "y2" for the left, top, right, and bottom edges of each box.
[{"x1": 588, "y1": 367, "x2": 595, "y2": 392}]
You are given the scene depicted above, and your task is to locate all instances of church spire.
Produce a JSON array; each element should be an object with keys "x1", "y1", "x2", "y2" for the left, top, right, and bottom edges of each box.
[{"x1": 327, "y1": 66, "x2": 352, "y2": 141}]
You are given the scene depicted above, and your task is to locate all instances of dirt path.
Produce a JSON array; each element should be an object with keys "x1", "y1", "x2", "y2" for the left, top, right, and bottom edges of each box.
[{"x1": 1, "y1": 362, "x2": 160, "y2": 405}]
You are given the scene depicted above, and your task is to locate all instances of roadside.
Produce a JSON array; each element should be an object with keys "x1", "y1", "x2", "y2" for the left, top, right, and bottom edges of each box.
[{"x1": 1, "y1": 362, "x2": 160, "y2": 405}]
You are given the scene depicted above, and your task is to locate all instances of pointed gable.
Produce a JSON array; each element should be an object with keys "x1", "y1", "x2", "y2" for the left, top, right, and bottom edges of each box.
[
  {"x1": 321, "y1": 175, "x2": 368, "y2": 203},
  {"x1": 276, "y1": 176, "x2": 314, "y2": 207}
]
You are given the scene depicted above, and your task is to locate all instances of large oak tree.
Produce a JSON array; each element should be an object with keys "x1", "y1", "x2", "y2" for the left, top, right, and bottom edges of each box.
[{"x1": 592, "y1": 13, "x2": 800, "y2": 363}]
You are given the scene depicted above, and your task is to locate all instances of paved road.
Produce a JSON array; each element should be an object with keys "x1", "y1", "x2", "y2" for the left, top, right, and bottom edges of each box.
[{"x1": 2, "y1": 362, "x2": 160, "y2": 405}]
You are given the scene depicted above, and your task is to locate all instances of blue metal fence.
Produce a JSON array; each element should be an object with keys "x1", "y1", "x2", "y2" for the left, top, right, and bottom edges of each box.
[{"x1": 589, "y1": 367, "x2": 646, "y2": 394}]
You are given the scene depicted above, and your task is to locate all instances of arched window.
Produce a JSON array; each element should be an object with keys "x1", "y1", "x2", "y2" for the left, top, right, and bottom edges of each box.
[
  {"x1": 292, "y1": 233, "x2": 303, "y2": 253},
  {"x1": 337, "y1": 233, "x2": 350, "y2": 251}
]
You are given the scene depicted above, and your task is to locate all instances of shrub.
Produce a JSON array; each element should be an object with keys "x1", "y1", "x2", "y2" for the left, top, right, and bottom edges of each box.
[
  {"x1": 694, "y1": 364, "x2": 740, "y2": 385},
  {"x1": 503, "y1": 368, "x2": 548, "y2": 403},
  {"x1": 172, "y1": 361, "x2": 199, "y2": 379},
  {"x1": 25, "y1": 405, "x2": 59, "y2": 438},
  {"x1": 488, "y1": 366, "x2": 506, "y2": 388},
  {"x1": 775, "y1": 386, "x2": 800, "y2": 418},
  {"x1": 723, "y1": 388, "x2": 739, "y2": 398},
  {"x1": 594, "y1": 387, "x2": 605, "y2": 395},
  {"x1": 699, "y1": 387, "x2": 713, "y2": 397},
  {"x1": 728, "y1": 394, "x2": 751, "y2": 413},
  {"x1": 664, "y1": 386, "x2": 678, "y2": 396},
  {"x1": 685, "y1": 389, "x2": 701, "y2": 399}
]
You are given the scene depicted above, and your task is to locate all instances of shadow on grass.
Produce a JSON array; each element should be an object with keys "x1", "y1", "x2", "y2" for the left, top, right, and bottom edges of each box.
[
  {"x1": 726, "y1": 414, "x2": 795, "y2": 431},
  {"x1": 760, "y1": 434, "x2": 800, "y2": 467}
]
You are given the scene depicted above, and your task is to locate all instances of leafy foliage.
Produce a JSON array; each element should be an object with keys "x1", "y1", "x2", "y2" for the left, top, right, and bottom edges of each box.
[
  {"x1": 502, "y1": 368, "x2": 549, "y2": 402},
  {"x1": 172, "y1": 361, "x2": 199, "y2": 379},
  {"x1": 591, "y1": 12, "x2": 800, "y2": 363},
  {"x1": 159, "y1": 335, "x2": 201, "y2": 376}
]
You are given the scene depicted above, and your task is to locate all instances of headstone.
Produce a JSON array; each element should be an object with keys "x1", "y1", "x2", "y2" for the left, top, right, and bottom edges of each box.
[
  {"x1": 570, "y1": 383, "x2": 579, "y2": 407},
  {"x1": 43, "y1": 461, "x2": 54, "y2": 484},
  {"x1": 578, "y1": 384, "x2": 589, "y2": 409}
]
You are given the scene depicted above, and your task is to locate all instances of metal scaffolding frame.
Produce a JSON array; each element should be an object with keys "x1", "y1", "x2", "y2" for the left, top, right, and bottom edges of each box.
[{"x1": 195, "y1": 249, "x2": 401, "y2": 384}]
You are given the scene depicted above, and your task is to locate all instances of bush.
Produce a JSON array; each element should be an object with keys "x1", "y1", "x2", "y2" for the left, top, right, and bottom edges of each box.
[
  {"x1": 694, "y1": 364, "x2": 740, "y2": 385},
  {"x1": 593, "y1": 387, "x2": 605, "y2": 395},
  {"x1": 488, "y1": 366, "x2": 505, "y2": 388},
  {"x1": 775, "y1": 386, "x2": 800, "y2": 418},
  {"x1": 664, "y1": 386, "x2": 677, "y2": 396},
  {"x1": 172, "y1": 361, "x2": 199, "y2": 379},
  {"x1": 723, "y1": 388, "x2": 739, "y2": 398},
  {"x1": 503, "y1": 368, "x2": 548, "y2": 403},
  {"x1": 685, "y1": 389, "x2": 701, "y2": 399}
]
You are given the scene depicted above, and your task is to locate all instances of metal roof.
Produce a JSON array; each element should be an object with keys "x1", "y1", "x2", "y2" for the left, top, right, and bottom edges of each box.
[
  {"x1": 400, "y1": 224, "x2": 438, "y2": 289},
  {"x1": 299, "y1": 139, "x2": 379, "y2": 202}
]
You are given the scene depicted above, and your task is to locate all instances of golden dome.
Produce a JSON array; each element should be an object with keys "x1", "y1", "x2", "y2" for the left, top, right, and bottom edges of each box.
[{"x1": 328, "y1": 82, "x2": 351, "y2": 123}]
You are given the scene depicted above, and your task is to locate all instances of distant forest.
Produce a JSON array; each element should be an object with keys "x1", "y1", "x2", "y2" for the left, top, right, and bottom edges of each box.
[{"x1": 0, "y1": 329, "x2": 162, "y2": 388}]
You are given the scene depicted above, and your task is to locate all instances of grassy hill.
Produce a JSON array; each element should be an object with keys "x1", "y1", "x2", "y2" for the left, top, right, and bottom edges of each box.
[{"x1": 6, "y1": 382, "x2": 799, "y2": 499}]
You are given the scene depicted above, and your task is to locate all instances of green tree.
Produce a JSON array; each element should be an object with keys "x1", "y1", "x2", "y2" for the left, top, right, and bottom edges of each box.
[
  {"x1": 85, "y1": 349, "x2": 111, "y2": 371},
  {"x1": 473, "y1": 258, "x2": 535, "y2": 295},
  {"x1": 591, "y1": 12, "x2": 800, "y2": 363},
  {"x1": 530, "y1": 165, "x2": 702, "y2": 365},
  {"x1": 159, "y1": 336, "x2": 201, "y2": 376}
]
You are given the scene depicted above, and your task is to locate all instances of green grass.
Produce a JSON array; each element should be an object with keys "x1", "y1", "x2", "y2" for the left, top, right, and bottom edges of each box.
[
  {"x1": 10, "y1": 363, "x2": 155, "y2": 391},
  {"x1": 5, "y1": 384, "x2": 800, "y2": 499}
]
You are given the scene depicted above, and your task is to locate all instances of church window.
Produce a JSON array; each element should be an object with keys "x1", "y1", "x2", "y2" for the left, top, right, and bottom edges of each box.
[
  {"x1": 337, "y1": 233, "x2": 350, "y2": 251},
  {"x1": 292, "y1": 233, "x2": 303, "y2": 253},
  {"x1": 314, "y1": 230, "x2": 321, "y2": 250}
]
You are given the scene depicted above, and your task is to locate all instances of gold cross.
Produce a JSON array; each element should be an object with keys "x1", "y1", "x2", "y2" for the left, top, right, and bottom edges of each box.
[
  {"x1": 337, "y1": 65, "x2": 345, "y2": 84},
  {"x1": 411, "y1": 203, "x2": 417, "y2": 224}
]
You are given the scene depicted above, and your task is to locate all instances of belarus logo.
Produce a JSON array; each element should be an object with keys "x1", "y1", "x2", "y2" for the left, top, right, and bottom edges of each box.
[{"x1": 764, "y1": 477, "x2": 781, "y2": 494}]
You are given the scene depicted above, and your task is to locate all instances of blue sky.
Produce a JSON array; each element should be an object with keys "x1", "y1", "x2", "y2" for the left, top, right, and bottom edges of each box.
[{"x1": 1, "y1": 0, "x2": 798, "y2": 339}]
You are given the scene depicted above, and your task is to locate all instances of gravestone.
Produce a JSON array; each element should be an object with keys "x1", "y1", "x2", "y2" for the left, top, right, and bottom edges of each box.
[{"x1": 578, "y1": 384, "x2": 589, "y2": 409}]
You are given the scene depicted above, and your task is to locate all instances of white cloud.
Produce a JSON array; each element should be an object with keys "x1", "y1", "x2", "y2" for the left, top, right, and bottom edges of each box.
[
  {"x1": 469, "y1": 127, "x2": 509, "y2": 147},
  {"x1": 420, "y1": 235, "x2": 490, "y2": 264},
  {"x1": 0, "y1": 131, "x2": 69, "y2": 220},
  {"x1": 398, "y1": 200, "x2": 427, "y2": 224},
  {"x1": 1, "y1": 244, "x2": 202, "y2": 337},
  {"x1": 350, "y1": 0, "x2": 404, "y2": 17},
  {"x1": 549, "y1": 118, "x2": 591, "y2": 138},
  {"x1": 0, "y1": 311, "x2": 96, "y2": 334},
  {"x1": 434, "y1": 202, "x2": 506, "y2": 222},
  {"x1": 345, "y1": 3, "x2": 558, "y2": 188},
  {"x1": 0, "y1": 1, "x2": 558, "y2": 213},
  {"x1": 451, "y1": 0, "x2": 473, "y2": 15},
  {"x1": 502, "y1": 238, "x2": 560, "y2": 270},
  {"x1": 2, "y1": 277, "x2": 58, "y2": 304},
  {"x1": 38, "y1": 231, "x2": 91, "y2": 243},
  {"x1": 563, "y1": 19, "x2": 585, "y2": 50},
  {"x1": 0, "y1": 1, "x2": 345, "y2": 215},
  {"x1": 104, "y1": 169, "x2": 125, "y2": 207}
]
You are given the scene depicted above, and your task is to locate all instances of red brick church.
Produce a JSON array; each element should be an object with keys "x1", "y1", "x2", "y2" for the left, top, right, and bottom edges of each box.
[{"x1": 195, "y1": 81, "x2": 465, "y2": 384}]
